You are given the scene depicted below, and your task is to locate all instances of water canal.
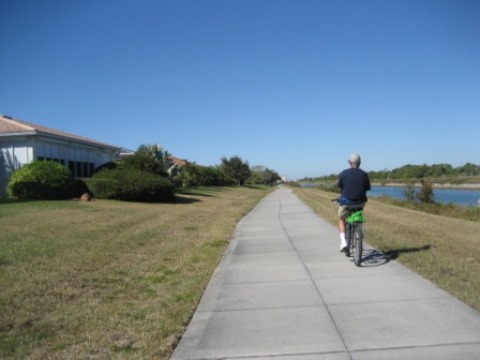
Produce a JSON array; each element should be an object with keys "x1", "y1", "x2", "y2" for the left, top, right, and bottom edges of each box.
[
  {"x1": 369, "y1": 185, "x2": 480, "y2": 207},
  {"x1": 300, "y1": 183, "x2": 480, "y2": 207}
]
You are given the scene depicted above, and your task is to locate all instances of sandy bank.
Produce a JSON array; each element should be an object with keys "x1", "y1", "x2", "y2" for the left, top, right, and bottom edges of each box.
[{"x1": 371, "y1": 182, "x2": 480, "y2": 190}]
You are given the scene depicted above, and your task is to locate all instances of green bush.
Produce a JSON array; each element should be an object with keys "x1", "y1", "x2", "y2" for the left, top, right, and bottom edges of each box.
[
  {"x1": 87, "y1": 168, "x2": 175, "y2": 202},
  {"x1": 119, "y1": 153, "x2": 168, "y2": 177},
  {"x1": 93, "y1": 161, "x2": 118, "y2": 174},
  {"x1": 176, "y1": 163, "x2": 236, "y2": 187},
  {"x1": 7, "y1": 161, "x2": 74, "y2": 200},
  {"x1": 86, "y1": 178, "x2": 120, "y2": 199}
]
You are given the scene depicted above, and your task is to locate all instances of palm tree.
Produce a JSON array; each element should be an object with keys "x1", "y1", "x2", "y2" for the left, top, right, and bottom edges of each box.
[{"x1": 136, "y1": 144, "x2": 179, "y2": 178}]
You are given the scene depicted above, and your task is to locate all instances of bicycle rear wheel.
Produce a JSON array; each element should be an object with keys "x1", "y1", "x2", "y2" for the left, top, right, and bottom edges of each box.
[
  {"x1": 352, "y1": 223, "x2": 363, "y2": 266},
  {"x1": 345, "y1": 224, "x2": 351, "y2": 257}
]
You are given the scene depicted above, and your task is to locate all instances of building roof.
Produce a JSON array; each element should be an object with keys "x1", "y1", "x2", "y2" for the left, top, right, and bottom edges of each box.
[
  {"x1": 0, "y1": 114, "x2": 123, "y2": 151},
  {"x1": 168, "y1": 155, "x2": 187, "y2": 167}
]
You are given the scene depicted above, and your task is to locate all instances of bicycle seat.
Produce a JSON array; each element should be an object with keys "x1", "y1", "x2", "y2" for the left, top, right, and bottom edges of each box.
[{"x1": 345, "y1": 206, "x2": 363, "y2": 211}]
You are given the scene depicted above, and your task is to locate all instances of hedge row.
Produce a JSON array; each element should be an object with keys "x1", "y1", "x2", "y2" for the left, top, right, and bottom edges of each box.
[
  {"x1": 7, "y1": 161, "x2": 175, "y2": 202},
  {"x1": 87, "y1": 168, "x2": 175, "y2": 202}
]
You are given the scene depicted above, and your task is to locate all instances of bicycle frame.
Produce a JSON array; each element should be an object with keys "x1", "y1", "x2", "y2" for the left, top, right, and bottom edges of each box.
[
  {"x1": 332, "y1": 197, "x2": 366, "y2": 266},
  {"x1": 345, "y1": 209, "x2": 365, "y2": 266}
]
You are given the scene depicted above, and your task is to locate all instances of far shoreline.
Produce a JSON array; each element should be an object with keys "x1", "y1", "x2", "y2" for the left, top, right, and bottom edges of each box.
[{"x1": 371, "y1": 182, "x2": 480, "y2": 190}]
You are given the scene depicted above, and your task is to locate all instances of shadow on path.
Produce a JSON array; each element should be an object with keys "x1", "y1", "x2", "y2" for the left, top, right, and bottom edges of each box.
[
  {"x1": 384, "y1": 244, "x2": 431, "y2": 260},
  {"x1": 361, "y1": 245, "x2": 431, "y2": 267},
  {"x1": 361, "y1": 249, "x2": 390, "y2": 267}
]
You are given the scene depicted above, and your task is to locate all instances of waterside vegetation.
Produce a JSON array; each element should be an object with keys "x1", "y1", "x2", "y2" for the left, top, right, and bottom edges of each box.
[
  {"x1": 374, "y1": 195, "x2": 480, "y2": 222},
  {"x1": 301, "y1": 162, "x2": 480, "y2": 189},
  {"x1": 290, "y1": 179, "x2": 480, "y2": 221}
]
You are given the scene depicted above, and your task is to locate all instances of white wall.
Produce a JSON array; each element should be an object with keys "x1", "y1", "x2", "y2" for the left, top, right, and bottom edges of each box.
[
  {"x1": 0, "y1": 140, "x2": 33, "y2": 196},
  {"x1": 0, "y1": 136, "x2": 120, "y2": 196}
]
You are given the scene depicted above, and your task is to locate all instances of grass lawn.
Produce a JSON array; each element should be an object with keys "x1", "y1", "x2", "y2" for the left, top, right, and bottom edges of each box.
[
  {"x1": 3, "y1": 184, "x2": 479, "y2": 359},
  {"x1": 0, "y1": 186, "x2": 272, "y2": 359},
  {"x1": 292, "y1": 187, "x2": 480, "y2": 312}
]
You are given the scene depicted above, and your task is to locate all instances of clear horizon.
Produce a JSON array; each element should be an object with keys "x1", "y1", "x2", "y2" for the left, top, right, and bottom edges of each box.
[{"x1": 1, "y1": 1, "x2": 479, "y2": 179}]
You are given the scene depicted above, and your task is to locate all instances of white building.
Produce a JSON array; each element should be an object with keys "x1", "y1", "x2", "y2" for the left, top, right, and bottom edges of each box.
[{"x1": 0, "y1": 115, "x2": 126, "y2": 196}]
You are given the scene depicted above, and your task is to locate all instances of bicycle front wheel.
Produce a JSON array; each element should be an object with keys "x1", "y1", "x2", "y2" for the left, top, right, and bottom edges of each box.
[{"x1": 352, "y1": 223, "x2": 363, "y2": 266}]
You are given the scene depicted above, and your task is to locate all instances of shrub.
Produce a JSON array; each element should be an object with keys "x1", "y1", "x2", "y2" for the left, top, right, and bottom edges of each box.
[
  {"x1": 119, "y1": 152, "x2": 168, "y2": 177},
  {"x1": 316, "y1": 181, "x2": 338, "y2": 193},
  {"x1": 87, "y1": 168, "x2": 175, "y2": 202},
  {"x1": 417, "y1": 180, "x2": 435, "y2": 204},
  {"x1": 86, "y1": 178, "x2": 120, "y2": 199},
  {"x1": 403, "y1": 183, "x2": 417, "y2": 203},
  {"x1": 93, "y1": 161, "x2": 118, "y2": 174},
  {"x1": 176, "y1": 163, "x2": 236, "y2": 187},
  {"x1": 7, "y1": 161, "x2": 74, "y2": 200}
]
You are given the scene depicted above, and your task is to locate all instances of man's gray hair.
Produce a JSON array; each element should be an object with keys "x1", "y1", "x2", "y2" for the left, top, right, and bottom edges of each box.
[{"x1": 348, "y1": 153, "x2": 361, "y2": 166}]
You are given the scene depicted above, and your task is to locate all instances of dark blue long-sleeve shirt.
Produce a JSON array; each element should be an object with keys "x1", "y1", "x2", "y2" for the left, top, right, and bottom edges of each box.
[{"x1": 338, "y1": 168, "x2": 371, "y2": 204}]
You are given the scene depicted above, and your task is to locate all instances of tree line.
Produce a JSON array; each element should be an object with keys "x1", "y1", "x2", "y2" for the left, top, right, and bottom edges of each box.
[
  {"x1": 119, "y1": 144, "x2": 281, "y2": 187},
  {"x1": 369, "y1": 163, "x2": 480, "y2": 180},
  {"x1": 6, "y1": 143, "x2": 281, "y2": 202},
  {"x1": 303, "y1": 163, "x2": 480, "y2": 182}
]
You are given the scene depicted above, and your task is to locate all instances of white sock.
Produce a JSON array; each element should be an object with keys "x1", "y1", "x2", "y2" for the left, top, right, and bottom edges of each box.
[{"x1": 340, "y1": 232, "x2": 347, "y2": 248}]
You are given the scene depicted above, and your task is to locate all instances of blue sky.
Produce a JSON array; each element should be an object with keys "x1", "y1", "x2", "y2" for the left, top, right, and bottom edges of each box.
[{"x1": 1, "y1": 0, "x2": 479, "y2": 179}]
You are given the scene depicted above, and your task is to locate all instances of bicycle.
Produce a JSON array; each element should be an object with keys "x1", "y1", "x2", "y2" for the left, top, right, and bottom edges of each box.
[{"x1": 332, "y1": 198, "x2": 366, "y2": 266}]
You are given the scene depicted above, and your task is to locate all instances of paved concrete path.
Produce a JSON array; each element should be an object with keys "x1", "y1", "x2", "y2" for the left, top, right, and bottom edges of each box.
[{"x1": 171, "y1": 187, "x2": 480, "y2": 359}]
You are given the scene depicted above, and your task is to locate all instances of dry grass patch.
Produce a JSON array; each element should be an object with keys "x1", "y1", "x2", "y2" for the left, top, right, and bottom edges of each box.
[
  {"x1": 0, "y1": 186, "x2": 271, "y2": 359},
  {"x1": 292, "y1": 187, "x2": 480, "y2": 311}
]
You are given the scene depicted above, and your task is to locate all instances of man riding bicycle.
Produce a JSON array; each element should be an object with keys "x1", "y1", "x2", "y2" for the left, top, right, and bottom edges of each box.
[{"x1": 337, "y1": 153, "x2": 371, "y2": 252}]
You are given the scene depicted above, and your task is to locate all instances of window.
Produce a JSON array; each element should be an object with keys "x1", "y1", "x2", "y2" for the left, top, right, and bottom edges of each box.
[
  {"x1": 76, "y1": 162, "x2": 82, "y2": 177},
  {"x1": 39, "y1": 157, "x2": 95, "y2": 178},
  {"x1": 69, "y1": 161, "x2": 75, "y2": 175},
  {"x1": 83, "y1": 162, "x2": 88, "y2": 177}
]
